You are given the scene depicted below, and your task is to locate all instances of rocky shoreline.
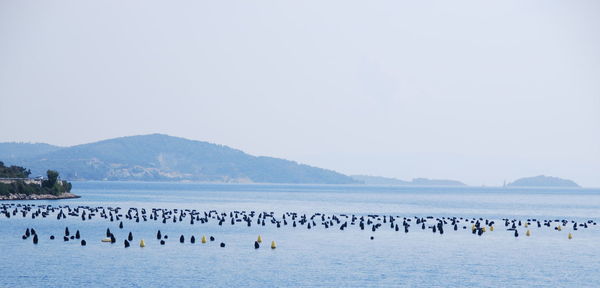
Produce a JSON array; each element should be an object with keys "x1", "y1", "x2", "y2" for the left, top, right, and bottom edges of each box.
[{"x1": 0, "y1": 193, "x2": 80, "y2": 201}]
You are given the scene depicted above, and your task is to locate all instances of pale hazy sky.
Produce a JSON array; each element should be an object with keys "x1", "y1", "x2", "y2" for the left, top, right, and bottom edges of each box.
[{"x1": 1, "y1": 0, "x2": 599, "y2": 186}]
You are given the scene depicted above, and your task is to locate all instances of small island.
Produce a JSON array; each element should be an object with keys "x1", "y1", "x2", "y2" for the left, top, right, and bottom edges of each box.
[
  {"x1": 0, "y1": 161, "x2": 79, "y2": 200},
  {"x1": 507, "y1": 175, "x2": 580, "y2": 188}
]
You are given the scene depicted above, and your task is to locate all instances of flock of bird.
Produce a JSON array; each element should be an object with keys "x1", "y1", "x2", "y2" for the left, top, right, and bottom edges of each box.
[{"x1": 2, "y1": 203, "x2": 596, "y2": 249}]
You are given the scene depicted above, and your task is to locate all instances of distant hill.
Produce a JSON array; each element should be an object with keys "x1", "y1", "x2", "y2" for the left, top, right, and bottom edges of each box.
[
  {"x1": 352, "y1": 175, "x2": 466, "y2": 186},
  {"x1": 507, "y1": 175, "x2": 580, "y2": 188},
  {"x1": 0, "y1": 143, "x2": 62, "y2": 160},
  {"x1": 0, "y1": 134, "x2": 358, "y2": 184}
]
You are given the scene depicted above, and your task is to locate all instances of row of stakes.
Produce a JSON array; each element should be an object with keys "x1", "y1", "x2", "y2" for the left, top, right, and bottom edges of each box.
[
  {"x1": 10, "y1": 204, "x2": 589, "y2": 247},
  {"x1": 22, "y1": 227, "x2": 277, "y2": 249},
  {"x1": 22, "y1": 223, "x2": 575, "y2": 250},
  {"x1": 472, "y1": 223, "x2": 573, "y2": 239}
]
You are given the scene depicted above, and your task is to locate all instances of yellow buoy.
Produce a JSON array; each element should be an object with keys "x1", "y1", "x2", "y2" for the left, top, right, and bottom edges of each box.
[
  {"x1": 482, "y1": 227, "x2": 486, "y2": 232},
  {"x1": 201, "y1": 235, "x2": 207, "y2": 243},
  {"x1": 471, "y1": 225, "x2": 476, "y2": 232},
  {"x1": 490, "y1": 226, "x2": 494, "y2": 232},
  {"x1": 271, "y1": 240, "x2": 277, "y2": 249},
  {"x1": 568, "y1": 233, "x2": 573, "y2": 239},
  {"x1": 524, "y1": 223, "x2": 529, "y2": 228},
  {"x1": 557, "y1": 226, "x2": 562, "y2": 231},
  {"x1": 101, "y1": 238, "x2": 111, "y2": 242},
  {"x1": 526, "y1": 230, "x2": 531, "y2": 237},
  {"x1": 140, "y1": 239, "x2": 146, "y2": 247},
  {"x1": 257, "y1": 235, "x2": 262, "y2": 243}
]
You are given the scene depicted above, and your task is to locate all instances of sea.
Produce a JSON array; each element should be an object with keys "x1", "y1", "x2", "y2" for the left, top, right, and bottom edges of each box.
[{"x1": 1, "y1": 181, "x2": 599, "y2": 288}]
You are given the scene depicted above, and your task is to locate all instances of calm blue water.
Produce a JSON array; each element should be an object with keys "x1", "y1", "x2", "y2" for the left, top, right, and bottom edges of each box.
[{"x1": 1, "y1": 182, "x2": 600, "y2": 287}]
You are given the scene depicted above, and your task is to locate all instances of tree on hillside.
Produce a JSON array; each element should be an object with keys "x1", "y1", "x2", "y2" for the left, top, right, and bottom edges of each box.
[{"x1": 45, "y1": 170, "x2": 59, "y2": 187}]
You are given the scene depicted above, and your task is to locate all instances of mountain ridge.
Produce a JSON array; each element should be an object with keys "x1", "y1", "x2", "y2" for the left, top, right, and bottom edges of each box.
[
  {"x1": 0, "y1": 135, "x2": 583, "y2": 187},
  {"x1": 0, "y1": 134, "x2": 357, "y2": 184},
  {"x1": 0, "y1": 142, "x2": 62, "y2": 160}
]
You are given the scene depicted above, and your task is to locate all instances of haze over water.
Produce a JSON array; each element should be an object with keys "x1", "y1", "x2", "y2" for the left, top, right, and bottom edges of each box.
[{"x1": 2, "y1": 182, "x2": 599, "y2": 287}]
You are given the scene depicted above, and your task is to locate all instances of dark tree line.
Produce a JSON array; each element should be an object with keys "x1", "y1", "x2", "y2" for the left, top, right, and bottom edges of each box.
[{"x1": 0, "y1": 161, "x2": 31, "y2": 178}]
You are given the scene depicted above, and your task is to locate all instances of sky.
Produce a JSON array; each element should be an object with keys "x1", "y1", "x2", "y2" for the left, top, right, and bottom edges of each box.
[{"x1": 1, "y1": 0, "x2": 599, "y2": 187}]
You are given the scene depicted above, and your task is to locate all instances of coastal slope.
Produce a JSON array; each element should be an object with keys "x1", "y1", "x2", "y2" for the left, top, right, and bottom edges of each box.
[{"x1": 2, "y1": 134, "x2": 357, "y2": 184}]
